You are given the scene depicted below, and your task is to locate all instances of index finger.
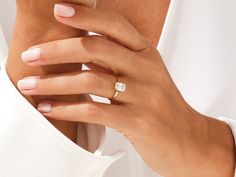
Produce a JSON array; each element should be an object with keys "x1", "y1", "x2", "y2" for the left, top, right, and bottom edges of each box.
[
  {"x1": 69, "y1": 0, "x2": 96, "y2": 8},
  {"x1": 54, "y1": 3, "x2": 149, "y2": 51}
]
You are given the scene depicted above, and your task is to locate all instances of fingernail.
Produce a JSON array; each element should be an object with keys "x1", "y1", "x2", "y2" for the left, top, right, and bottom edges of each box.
[
  {"x1": 21, "y1": 48, "x2": 41, "y2": 62},
  {"x1": 17, "y1": 77, "x2": 37, "y2": 90},
  {"x1": 38, "y1": 103, "x2": 52, "y2": 113},
  {"x1": 54, "y1": 4, "x2": 75, "y2": 17}
]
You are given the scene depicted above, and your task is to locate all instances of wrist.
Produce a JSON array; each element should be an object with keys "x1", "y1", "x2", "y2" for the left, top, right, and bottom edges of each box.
[
  {"x1": 178, "y1": 111, "x2": 235, "y2": 177},
  {"x1": 203, "y1": 117, "x2": 235, "y2": 177},
  {"x1": 160, "y1": 104, "x2": 235, "y2": 177}
]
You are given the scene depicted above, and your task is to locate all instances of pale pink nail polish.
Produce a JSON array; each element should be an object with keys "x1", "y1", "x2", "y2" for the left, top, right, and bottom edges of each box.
[
  {"x1": 38, "y1": 103, "x2": 52, "y2": 113},
  {"x1": 17, "y1": 78, "x2": 37, "y2": 90},
  {"x1": 21, "y1": 48, "x2": 41, "y2": 62},
  {"x1": 54, "y1": 4, "x2": 75, "y2": 17}
]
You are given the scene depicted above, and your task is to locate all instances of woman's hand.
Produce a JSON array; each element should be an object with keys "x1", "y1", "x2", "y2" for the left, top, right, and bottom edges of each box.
[
  {"x1": 10, "y1": 0, "x2": 96, "y2": 143},
  {"x1": 17, "y1": 3, "x2": 235, "y2": 177}
]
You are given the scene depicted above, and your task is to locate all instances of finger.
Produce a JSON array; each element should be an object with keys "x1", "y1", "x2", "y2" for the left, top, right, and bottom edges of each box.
[
  {"x1": 37, "y1": 101, "x2": 128, "y2": 131},
  {"x1": 21, "y1": 36, "x2": 137, "y2": 75},
  {"x1": 84, "y1": 63, "x2": 113, "y2": 74},
  {"x1": 70, "y1": 0, "x2": 96, "y2": 8},
  {"x1": 17, "y1": 70, "x2": 131, "y2": 103},
  {"x1": 54, "y1": 4, "x2": 149, "y2": 51}
]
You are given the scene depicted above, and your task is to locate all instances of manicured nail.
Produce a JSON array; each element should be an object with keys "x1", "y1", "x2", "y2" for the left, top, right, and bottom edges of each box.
[
  {"x1": 38, "y1": 103, "x2": 52, "y2": 113},
  {"x1": 54, "y1": 4, "x2": 75, "y2": 17},
  {"x1": 17, "y1": 77, "x2": 37, "y2": 90},
  {"x1": 21, "y1": 48, "x2": 41, "y2": 62}
]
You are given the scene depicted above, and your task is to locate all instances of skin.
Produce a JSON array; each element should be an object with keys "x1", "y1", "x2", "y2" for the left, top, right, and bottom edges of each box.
[
  {"x1": 96, "y1": 0, "x2": 170, "y2": 46},
  {"x1": 8, "y1": 0, "x2": 89, "y2": 144},
  {"x1": 17, "y1": 3, "x2": 236, "y2": 177},
  {"x1": 8, "y1": 0, "x2": 169, "y2": 144}
]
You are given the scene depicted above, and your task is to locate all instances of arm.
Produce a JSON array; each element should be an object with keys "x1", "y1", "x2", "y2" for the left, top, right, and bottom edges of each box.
[{"x1": 7, "y1": 0, "x2": 170, "y2": 142}]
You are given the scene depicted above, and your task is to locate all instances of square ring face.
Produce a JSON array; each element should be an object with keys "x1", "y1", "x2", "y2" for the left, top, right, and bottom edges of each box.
[{"x1": 115, "y1": 82, "x2": 126, "y2": 92}]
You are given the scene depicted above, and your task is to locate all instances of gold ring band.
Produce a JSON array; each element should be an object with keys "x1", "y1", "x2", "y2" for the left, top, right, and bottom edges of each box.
[{"x1": 110, "y1": 73, "x2": 126, "y2": 101}]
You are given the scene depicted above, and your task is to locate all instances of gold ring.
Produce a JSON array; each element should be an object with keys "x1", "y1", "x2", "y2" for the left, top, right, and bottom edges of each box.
[{"x1": 110, "y1": 74, "x2": 126, "y2": 101}]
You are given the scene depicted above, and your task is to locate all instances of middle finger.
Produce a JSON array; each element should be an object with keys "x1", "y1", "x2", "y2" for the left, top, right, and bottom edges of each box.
[
  {"x1": 21, "y1": 36, "x2": 137, "y2": 75},
  {"x1": 17, "y1": 70, "x2": 132, "y2": 103}
]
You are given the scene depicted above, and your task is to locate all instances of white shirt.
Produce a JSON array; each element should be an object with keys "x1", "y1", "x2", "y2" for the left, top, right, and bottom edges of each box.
[{"x1": 0, "y1": 0, "x2": 236, "y2": 176}]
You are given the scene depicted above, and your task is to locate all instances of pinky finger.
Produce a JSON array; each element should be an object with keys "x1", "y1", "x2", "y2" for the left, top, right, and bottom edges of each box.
[{"x1": 38, "y1": 101, "x2": 127, "y2": 131}]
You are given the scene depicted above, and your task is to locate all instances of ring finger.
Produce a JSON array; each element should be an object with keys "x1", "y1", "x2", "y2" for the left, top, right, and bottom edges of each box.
[{"x1": 17, "y1": 70, "x2": 131, "y2": 103}]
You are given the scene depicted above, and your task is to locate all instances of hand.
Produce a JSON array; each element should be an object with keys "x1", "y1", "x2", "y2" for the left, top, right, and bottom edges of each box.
[
  {"x1": 17, "y1": 3, "x2": 235, "y2": 177},
  {"x1": 10, "y1": 0, "x2": 97, "y2": 143}
]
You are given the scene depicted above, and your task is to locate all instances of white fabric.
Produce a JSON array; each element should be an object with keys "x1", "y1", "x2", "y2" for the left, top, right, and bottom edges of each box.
[
  {"x1": 1, "y1": 0, "x2": 236, "y2": 176},
  {"x1": 0, "y1": 58, "x2": 124, "y2": 177},
  {"x1": 0, "y1": 25, "x2": 7, "y2": 63}
]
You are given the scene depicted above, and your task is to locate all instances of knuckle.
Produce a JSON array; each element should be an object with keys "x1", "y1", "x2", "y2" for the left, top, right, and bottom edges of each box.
[
  {"x1": 40, "y1": 41, "x2": 60, "y2": 61},
  {"x1": 110, "y1": 12, "x2": 126, "y2": 26},
  {"x1": 56, "y1": 104, "x2": 67, "y2": 115},
  {"x1": 134, "y1": 56, "x2": 157, "y2": 76},
  {"x1": 50, "y1": 103, "x2": 66, "y2": 117},
  {"x1": 110, "y1": 13, "x2": 127, "y2": 33},
  {"x1": 37, "y1": 77, "x2": 62, "y2": 95},
  {"x1": 82, "y1": 0, "x2": 96, "y2": 7},
  {"x1": 81, "y1": 36, "x2": 109, "y2": 55},
  {"x1": 80, "y1": 36, "x2": 98, "y2": 54},
  {"x1": 121, "y1": 106, "x2": 141, "y2": 133},
  {"x1": 94, "y1": 38, "x2": 110, "y2": 54},
  {"x1": 50, "y1": 79, "x2": 65, "y2": 93},
  {"x1": 81, "y1": 71, "x2": 100, "y2": 88},
  {"x1": 34, "y1": 78, "x2": 47, "y2": 93},
  {"x1": 35, "y1": 81, "x2": 48, "y2": 94},
  {"x1": 75, "y1": 6, "x2": 91, "y2": 22},
  {"x1": 83, "y1": 103, "x2": 100, "y2": 117}
]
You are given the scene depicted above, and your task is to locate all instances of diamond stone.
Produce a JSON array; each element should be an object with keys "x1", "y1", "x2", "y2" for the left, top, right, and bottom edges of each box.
[{"x1": 115, "y1": 82, "x2": 126, "y2": 92}]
